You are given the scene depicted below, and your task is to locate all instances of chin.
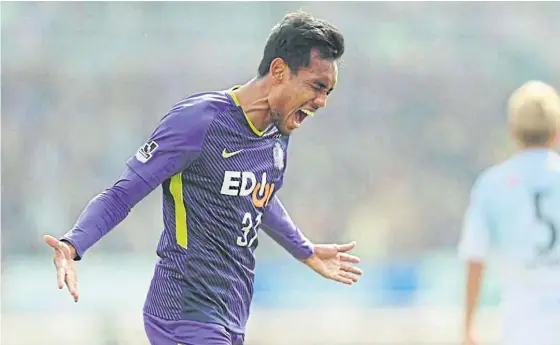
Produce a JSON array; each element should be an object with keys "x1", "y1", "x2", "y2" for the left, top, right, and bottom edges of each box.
[
  {"x1": 273, "y1": 119, "x2": 293, "y2": 136},
  {"x1": 276, "y1": 125, "x2": 293, "y2": 136}
]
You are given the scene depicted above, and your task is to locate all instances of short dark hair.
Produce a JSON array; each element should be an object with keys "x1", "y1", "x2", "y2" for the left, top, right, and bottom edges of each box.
[{"x1": 257, "y1": 11, "x2": 345, "y2": 77}]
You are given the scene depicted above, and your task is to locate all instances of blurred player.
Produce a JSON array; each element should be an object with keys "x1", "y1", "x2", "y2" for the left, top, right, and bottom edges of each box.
[
  {"x1": 43, "y1": 11, "x2": 362, "y2": 345},
  {"x1": 458, "y1": 81, "x2": 560, "y2": 345}
]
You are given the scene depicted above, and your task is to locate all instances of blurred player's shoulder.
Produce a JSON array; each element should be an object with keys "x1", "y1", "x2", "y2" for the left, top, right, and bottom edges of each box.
[
  {"x1": 502, "y1": 149, "x2": 560, "y2": 177},
  {"x1": 470, "y1": 163, "x2": 505, "y2": 196},
  {"x1": 542, "y1": 150, "x2": 560, "y2": 172},
  {"x1": 473, "y1": 150, "x2": 560, "y2": 196},
  {"x1": 470, "y1": 156, "x2": 527, "y2": 195}
]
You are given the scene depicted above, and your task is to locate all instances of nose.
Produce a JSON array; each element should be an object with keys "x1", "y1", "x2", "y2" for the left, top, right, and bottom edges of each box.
[{"x1": 314, "y1": 93, "x2": 328, "y2": 108}]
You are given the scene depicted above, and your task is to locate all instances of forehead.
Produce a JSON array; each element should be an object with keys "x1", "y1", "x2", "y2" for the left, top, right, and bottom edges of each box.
[{"x1": 297, "y1": 54, "x2": 338, "y2": 87}]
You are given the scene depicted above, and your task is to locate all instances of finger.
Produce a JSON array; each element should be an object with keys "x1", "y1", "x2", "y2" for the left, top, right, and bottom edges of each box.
[
  {"x1": 65, "y1": 269, "x2": 79, "y2": 302},
  {"x1": 56, "y1": 264, "x2": 66, "y2": 290},
  {"x1": 336, "y1": 241, "x2": 356, "y2": 252},
  {"x1": 44, "y1": 235, "x2": 62, "y2": 249},
  {"x1": 53, "y1": 249, "x2": 68, "y2": 289},
  {"x1": 333, "y1": 274, "x2": 354, "y2": 285},
  {"x1": 339, "y1": 271, "x2": 359, "y2": 283},
  {"x1": 341, "y1": 263, "x2": 363, "y2": 276},
  {"x1": 339, "y1": 253, "x2": 360, "y2": 263}
]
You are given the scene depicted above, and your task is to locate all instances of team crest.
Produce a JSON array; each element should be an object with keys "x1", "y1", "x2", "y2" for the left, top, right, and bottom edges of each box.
[
  {"x1": 136, "y1": 141, "x2": 158, "y2": 163},
  {"x1": 273, "y1": 142, "x2": 284, "y2": 170}
]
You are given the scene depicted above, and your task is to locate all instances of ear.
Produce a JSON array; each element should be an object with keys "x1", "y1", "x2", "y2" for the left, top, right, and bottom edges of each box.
[
  {"x1": 508, "y1": 122, "x2": 518, "y2": 141},
  {"x1": 550, "y1": 131, "x2": 559, "y2": 147},
  {"x1": 269, "y1": 58, "x2": 288, "y2": 85}
]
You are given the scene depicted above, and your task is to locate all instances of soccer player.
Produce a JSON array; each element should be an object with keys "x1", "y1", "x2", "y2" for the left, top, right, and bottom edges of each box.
[
  {"x1": 458, "y1": 81, "x2": 560, "y2": 345},
  {"x1": 44, "y1": 11, "x2": 363, "y2": 345}
]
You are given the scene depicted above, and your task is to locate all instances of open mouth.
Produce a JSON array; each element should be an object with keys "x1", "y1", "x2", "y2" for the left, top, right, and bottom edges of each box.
[{"x1": 294, "y1": 109, "x2": 315, "y2": 126}]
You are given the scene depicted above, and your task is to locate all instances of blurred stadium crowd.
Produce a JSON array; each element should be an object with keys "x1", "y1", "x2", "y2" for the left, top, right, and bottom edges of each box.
[{"x1": 2, "y1": 2, "x2": 559, "y2": 344}]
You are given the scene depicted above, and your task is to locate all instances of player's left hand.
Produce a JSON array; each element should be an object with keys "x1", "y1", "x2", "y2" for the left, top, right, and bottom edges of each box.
[{"x1": 302, "y1": 241, "x2": 362, "y2": 285}]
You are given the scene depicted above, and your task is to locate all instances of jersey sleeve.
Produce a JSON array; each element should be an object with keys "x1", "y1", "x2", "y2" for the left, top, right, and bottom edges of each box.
[
  {"x1": 61, "y1": 167, "x2": 152, "y2": 260},
  {"x1": 458, "y1": 174, "x2": 493, "y2": 262},
  {"x1": 62, "y1": 100, "x2": 217, "y2": 259},
  {"x1": 126, "y1": 101, "x2": 216, "y2": 188},
  {"x1": 261, "y1": 196, "x2": 314, "y2": 260}
]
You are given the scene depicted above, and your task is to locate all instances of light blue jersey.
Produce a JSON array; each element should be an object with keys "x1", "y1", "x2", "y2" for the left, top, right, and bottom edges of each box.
[{"x1": 458, "y1": 148, "x2": 560, "y2": 345}]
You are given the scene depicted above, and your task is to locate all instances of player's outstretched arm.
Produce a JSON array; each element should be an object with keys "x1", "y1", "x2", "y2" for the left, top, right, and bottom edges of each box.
[
  {"x1": 45, "y1": 100, "x2": 215, "y2": 302},
  {"x1": 261, "y1": 196, "x2": 362, "y2": 285},
  {"x1": 43, "y1": 166, "x2": 155, "y2": 301}
]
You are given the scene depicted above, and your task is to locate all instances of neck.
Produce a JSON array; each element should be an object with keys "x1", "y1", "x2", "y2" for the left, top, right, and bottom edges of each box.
[{"x1": 232, "y1": 77, "x2": 274, "y2": 132}]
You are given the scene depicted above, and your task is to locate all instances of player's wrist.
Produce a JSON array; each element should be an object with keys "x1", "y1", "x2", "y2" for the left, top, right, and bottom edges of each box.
[
  {"x1": 299, "y1": 245, "x2": 316, "y2": 263},
  {"x1": 301, "y1": 253, "x2": 320, "y2": 270},
  {"x1": 60, "y1": 240, "x2": 78, "y2": 259}
]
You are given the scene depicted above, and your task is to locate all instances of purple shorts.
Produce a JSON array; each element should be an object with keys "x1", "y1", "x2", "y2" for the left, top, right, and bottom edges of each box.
[{"x1": 144, "y1": 313, "x2": 245, "y2": 345}]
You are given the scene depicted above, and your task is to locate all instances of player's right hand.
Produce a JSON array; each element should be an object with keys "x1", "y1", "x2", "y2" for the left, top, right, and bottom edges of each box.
[{"x1": 44, "y1": 235, "x2": 79, "y2": 302}]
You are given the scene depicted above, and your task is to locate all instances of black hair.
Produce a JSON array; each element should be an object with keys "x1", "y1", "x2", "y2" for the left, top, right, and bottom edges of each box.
[{"x1": 257, "y1": 11, "x2": 344, "y2": 77}]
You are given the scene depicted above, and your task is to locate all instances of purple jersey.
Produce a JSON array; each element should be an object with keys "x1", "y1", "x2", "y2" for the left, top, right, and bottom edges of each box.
[{"x1": 63, "y1": 87, "x2": 314, "y2": 335}]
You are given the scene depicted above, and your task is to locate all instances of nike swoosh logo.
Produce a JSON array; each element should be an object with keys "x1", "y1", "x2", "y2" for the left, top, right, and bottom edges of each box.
[{"x1": 222, "y1": 148, "x2": 243, "y2": 158}]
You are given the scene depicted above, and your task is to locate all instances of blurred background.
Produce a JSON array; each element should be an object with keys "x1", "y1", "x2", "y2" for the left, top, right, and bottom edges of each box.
[{"x1": 2, "y1": 2, "x2": 560, "y2": 344}]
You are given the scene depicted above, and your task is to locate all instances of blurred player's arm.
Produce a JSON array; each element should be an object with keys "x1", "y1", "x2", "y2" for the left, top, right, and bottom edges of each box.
[
  {"x1": 59, "y1": 102, "x2": 215, "y2": 260},
  {"x1": 465, "y1": 261, "x2": 485, "y2": 345},
  {"x1": 457, "y1": 175, "x2": 492, "y2": 344},
  {"x1": 261, "y1": 196, "x2": 362, "y2": 285}
]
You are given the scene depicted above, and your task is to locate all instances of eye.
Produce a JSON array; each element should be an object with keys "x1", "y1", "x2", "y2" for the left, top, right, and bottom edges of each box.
[
  {"x1": 315, "y1": 82, "x2": 327, "y2": 91},
  {"x1": 312, "y1": 82, "x2": 333, "y2": 96},
  {"x1": 312, "y1": 82, "x2": 332, "y2": 94},
  {"x1": 310, "y1": 83, "x2": 322, "y2": 92}
]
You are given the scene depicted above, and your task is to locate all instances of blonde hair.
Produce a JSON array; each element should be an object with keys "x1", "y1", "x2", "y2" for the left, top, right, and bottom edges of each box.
[{"x1": 508, "y1": 81, "x2": 560, "y2": 146}]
